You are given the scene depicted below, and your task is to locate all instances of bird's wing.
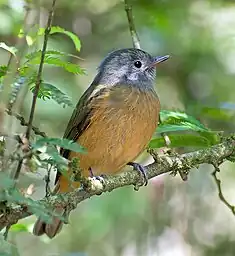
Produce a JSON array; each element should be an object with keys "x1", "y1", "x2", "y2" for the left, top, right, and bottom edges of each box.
[
  {"x1": 56, "y1": 74, "x2": 108, "y2": 184},
  {"x1": 60, "y1": 85, "x2": 94, "y2": 158}
]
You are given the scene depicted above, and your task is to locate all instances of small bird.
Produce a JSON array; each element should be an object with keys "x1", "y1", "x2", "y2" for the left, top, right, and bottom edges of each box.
[{"x1": 33, "y1": 48, "x2": 169, "y2": 238}]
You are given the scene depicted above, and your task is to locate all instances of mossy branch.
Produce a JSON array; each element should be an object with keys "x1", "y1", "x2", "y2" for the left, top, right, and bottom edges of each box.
[{"x1": 0, "y1": 137, "x2": 234, "y2": 231}]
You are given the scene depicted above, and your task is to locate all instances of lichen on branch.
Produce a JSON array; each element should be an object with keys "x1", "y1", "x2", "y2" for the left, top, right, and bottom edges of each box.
[{"x1": 0, "y1": 136, "x2": 234, "y2": 231}]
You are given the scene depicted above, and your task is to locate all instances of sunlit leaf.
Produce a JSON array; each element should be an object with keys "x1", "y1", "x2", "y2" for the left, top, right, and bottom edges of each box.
[
  {"x1": 26, "y1": 50, "x2": 85, "y2": 75},
  {"x1": 149, "y1": 132, "x2": 219, "y2": 149},
  {"x1": 38, "y1": 26, "x2": 81, "y2": 51},
  {"x1": 0, "y1": 65, "x2": 7, "y2": 78},
  {"x1": 43, "y1": 56, "x2": 84, "y2": 74},
  {"x1": 10, "y1": 223, "x2": 28, "y2": 232},
  {"x1": 160, "y1": 110, "x2": 208, "y2": 130},
  {"x1": 26, "y1": 50, "x2": 65, "y2": 60},
  {"x1": 156, "y1": 123, "x2": 206, "y2": 134}
]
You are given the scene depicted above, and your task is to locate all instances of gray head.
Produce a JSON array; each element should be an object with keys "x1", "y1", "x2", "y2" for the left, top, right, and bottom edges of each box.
[{"x1": 96, "y1": 48, "x2": 169, "y2": 89}]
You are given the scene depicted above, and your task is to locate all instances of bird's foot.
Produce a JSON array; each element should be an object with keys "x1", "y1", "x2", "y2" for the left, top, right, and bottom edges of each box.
[
  {"x1": 88, "y1": 167, "x2": 107, "y2": 181},
  {"x1": 87, "y1": 167, "x2": 106, "y2": 194},
  {"x1": 127, "y1": 162, "x2": 148, "y2": 190}
]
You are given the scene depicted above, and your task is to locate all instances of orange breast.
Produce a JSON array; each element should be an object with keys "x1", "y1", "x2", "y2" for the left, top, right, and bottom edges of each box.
[{"x1": 70, "y1": 86, "x2": 160, "y2": 176}]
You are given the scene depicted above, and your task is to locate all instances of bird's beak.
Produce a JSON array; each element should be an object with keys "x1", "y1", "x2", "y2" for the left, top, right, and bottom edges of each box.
[{"x1": 151, "y1": 55, "x2": 170, "y2": 67}]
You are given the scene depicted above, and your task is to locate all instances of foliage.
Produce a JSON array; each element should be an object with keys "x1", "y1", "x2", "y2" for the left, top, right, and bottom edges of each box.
[
  {"x1": 31, "y1": 82, "x2": 74, "y2": 107},
  {"x1": 0, "y1": 66, "x2": 7, "y2": 78},
  {"x1": 0, "y1": 26, "x2": 83, "y2": 108},
  {"x1": 159, "y1": 110, "x2": 208, "y2": 132},
  {"x1": 149, "y1": 110, "x2": 220, "y2": 149},
  {"x1": 149, "y1": 132, "x2": 219, "y2": 149},
  {"x1": 38, "y1": 26, "x2": 81, "y2": 52},
  {"x1": 0, "y1": 0, "x2": 235, "y2": 255},
  {"x1": 25, "y1": 50, "x2": 85, "y2": 75},
  {"x1": 33, "y1": 137, "x2": 86, "y2": 153},
  {"x1": 9, "y1": 223, "x2": 28, "y2": 233}
]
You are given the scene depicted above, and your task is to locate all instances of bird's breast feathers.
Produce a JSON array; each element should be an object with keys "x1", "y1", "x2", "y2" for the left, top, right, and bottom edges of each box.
[{"x1": 70, "y1": 85, "x2": 160, "y2": 175}]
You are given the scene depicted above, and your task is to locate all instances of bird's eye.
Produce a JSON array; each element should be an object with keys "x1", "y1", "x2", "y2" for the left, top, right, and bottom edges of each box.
[{"x1": 134, "y1": 61, "x2": 142, "y2": 68}]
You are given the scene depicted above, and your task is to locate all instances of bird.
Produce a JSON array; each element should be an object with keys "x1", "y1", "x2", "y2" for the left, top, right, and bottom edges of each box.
[{"x1": 33, "y1": 48, "x2": 169, "y2": 238}]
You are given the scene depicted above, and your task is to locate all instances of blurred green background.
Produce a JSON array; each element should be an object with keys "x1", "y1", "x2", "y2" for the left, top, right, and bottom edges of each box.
[{"x1": 1, "y1": 0, "x2": 235, "y2": 255}]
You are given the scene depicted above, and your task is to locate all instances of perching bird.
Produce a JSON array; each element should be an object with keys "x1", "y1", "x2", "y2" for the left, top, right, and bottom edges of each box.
[{"x1": 33, "y1": 48, "x2": 169, "y2": 238}]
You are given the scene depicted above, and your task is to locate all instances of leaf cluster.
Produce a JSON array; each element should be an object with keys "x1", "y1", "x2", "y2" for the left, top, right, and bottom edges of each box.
[
  {"x1": 149, "y1": 110, "x2": 220, "y2": 149},
  {"x1": 0, "y1": 26, "x2": 83, "y2": 108}
]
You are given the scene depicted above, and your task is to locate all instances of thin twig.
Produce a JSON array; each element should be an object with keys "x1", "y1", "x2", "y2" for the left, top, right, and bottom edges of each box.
[
  {"x1": 212, "y1": 169, "x2": 235, "y2": 215},
  {"x1": 13, "y1": 0, "x2": 56, "y2": 181},
  {"x1": 3, "y1": 225, "x2": 11, "y2": 240},
  {"x1": 45, "y1": 165, "x2": 52, "y2": 197},
  {"x1": 124, "y1": 0, "x2": 141, "y2": 49},
  {"x1": 25, "y1": 0, "x2": 56, "y2": 140},
  {"x1": 159, "y1": 115, "x2": 171, "y2": 146},
  {"x1": 5, "y1": 109, "x2": 47, "y2": 138}
]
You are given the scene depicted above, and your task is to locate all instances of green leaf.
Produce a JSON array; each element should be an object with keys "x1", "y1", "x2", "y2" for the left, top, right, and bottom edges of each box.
[
  {"x1": 38, "y1": 26, "x2": 81, "y2": 51},
  {"x1": 0, "y1": 42, "x2": 17, "y2": 56},
  {"x1": 33, "y1": 137, "x2": 86, "y2": 154},
  {"x1": 0, "y1": 65, "x2": 7, "y2": 78},
  {"x1": 10, "y1": 223, "x2": 28, "y2": 232},
  {"x1": 18, "y1": 65, "x2": 34, "y2": 78},
  {"x1": 30, "y1": 83, "x2": 51, "y2": 100},
  {"x1": 149, "y1": 132, "x2": 219, "y2": 149},
  {"x1": 23, "y1": 60, "x2": 74, "y2": 106},
  {"x1": 160, "y1": 110, "x2": 208, "y2": 131},
  {"x1": 26, "y1": 50, "x2": 85, "y2": 75},
  {"x1": 156, "y1": 123, "x2": 206, "y2": 134},
  {"x1": 32, "y1": 82, "x2": 74, "y2": 107},
  {"x1": 45, "y1": 145, "x2": 68, "y2": 166},
  {"x1": 43, "y1": 56, "x2": 84, "y2": 74},
  {"x1": 26, "y1": 50, "x2": 65, "y2": 60}
]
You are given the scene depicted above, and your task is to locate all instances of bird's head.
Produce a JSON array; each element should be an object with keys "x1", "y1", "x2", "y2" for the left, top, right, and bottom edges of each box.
[{"x1": 97, "y1": 48, "x2": 169, "y2": 89}]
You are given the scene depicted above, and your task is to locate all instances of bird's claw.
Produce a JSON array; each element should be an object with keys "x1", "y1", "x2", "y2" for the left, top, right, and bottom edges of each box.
[
  {"x1": 88, "y1": 167, "x2": 106, "y2": 194},
  {"x1": 88, "y1": 167, "x2": 106, "y2": 182},
  {"x1": 128, "y1": 162, "x2": 148, "y2": 189}
]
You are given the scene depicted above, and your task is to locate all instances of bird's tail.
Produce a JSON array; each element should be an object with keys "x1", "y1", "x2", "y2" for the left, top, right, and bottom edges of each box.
[
  {"x1": 33, "y1": 206, "x2": 64, "y2": 239},
  {"x1": 33, "y1": 180, "x2": 65, "y2": 239},
  {"x1": 33, "y1": 172, "x2": 82, "y2": 238}
]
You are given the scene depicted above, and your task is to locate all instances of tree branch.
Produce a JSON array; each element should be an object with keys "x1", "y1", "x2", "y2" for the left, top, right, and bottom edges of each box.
[
  {"x1": 0, "y1": 137, "x2": 234, "y2": 231},
  {"x1": 212, "y1": 168, "x2": 235, "y2": 215}
]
